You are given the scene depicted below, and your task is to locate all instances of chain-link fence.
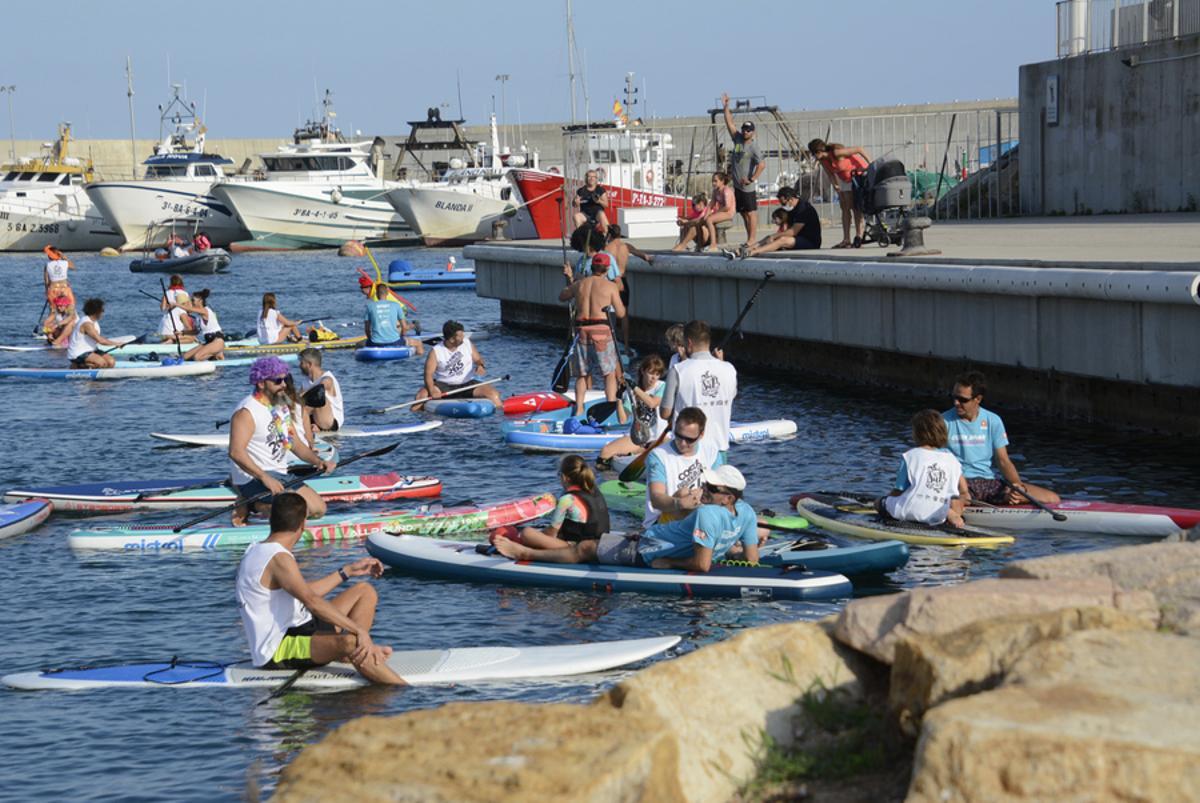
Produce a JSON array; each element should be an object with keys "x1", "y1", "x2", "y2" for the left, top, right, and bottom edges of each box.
[{"x1": 1058, "y1": 0, "x2": 1200, "y2": 56}]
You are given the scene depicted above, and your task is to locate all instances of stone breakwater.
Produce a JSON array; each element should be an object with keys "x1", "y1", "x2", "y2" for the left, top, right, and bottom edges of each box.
[{"x1": 273, "y1": 533, "x2": 1200, "y2": 802}]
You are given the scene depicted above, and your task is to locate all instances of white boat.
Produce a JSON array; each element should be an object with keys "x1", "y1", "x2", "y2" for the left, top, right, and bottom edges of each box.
[
  {"x1": 385, "y1": 114, "x2": 539, "y2": 246},
  {"x1": 0, "y1": 123, "x2": 123, "y2": 252},
  {"x1": 210, "y1": 91, "x2": 410, "y2": 250},
  {"x1": 84, "y1": 85, "x2": 249, "y2": 251}
]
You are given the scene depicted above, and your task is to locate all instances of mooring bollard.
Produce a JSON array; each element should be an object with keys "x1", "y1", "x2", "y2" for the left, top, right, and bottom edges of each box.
[{"x1": 888, "y1": 214, "x2": 941, "y2": 257}]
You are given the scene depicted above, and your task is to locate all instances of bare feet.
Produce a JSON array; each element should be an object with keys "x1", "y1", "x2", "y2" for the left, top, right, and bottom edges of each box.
[{"x1": 493, "y1": 537, "x2": 533, "y2": 561}]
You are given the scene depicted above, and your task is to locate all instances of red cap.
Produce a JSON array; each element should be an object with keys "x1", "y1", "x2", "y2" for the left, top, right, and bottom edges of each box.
[
  {"x1": 591, "y1": 252, "x2": 611, "y2": 269},
  {"x1": 358, "y1": 275, "x2": 374, "y2": 288}
]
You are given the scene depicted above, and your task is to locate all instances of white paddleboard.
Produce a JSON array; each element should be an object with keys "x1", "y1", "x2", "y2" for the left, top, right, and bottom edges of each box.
[
  {"x1": 150, "y1": 420, "x2": 441, "y2": 448},
  {"x1": 2, "y1": 636, "x2": 681, "y2": 690}
]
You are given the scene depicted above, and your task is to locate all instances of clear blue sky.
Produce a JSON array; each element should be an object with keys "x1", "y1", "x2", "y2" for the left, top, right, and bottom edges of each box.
[{"x1": 0, "y1": 0, "x2": 1053, "y2": 140}]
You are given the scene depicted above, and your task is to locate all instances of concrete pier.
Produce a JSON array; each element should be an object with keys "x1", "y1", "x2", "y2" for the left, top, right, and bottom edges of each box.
[{"x1": 466, "y1": 214, "x2": 1200, "y2": 434}]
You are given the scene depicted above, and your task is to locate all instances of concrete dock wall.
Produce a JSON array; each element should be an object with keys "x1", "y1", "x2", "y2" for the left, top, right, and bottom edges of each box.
[
  {"x1": 465, "y1": 244, "x2": 1200, "y2": 433},
  {"x1": 1019, "y1": 35, "x2": 1200, "y2": 215}
]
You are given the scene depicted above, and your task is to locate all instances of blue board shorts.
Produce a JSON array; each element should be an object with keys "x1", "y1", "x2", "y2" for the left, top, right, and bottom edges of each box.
[{"x1": 235, "y1": 471, "x2": 290, "y2": 503}]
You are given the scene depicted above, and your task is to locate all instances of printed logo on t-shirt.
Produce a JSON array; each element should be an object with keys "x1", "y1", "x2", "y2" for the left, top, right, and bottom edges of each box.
[
  {"x1": 980, "y1": 419, "x2": 988, "y2": 430},
  {"x1": 677, "y1": 460, "x2": 703, "y2": 490},
  {"x1": 700, "y1": 371, "x2": 720, "y2": 399},
  {"x1": 442, "y1": 350, "x2": 465, "y2": 377},
  {"x1": 925, "y1": 463, "x2": 948, "y2": 494}
]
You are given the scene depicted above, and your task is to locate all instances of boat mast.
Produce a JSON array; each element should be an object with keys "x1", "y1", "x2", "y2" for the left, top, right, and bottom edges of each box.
[
  {"x1": 566, "y1": 0, "x2": 576, "y2": 125},
  {"x1": 125, "y1": 57, "x2": 137, "y2": 179}
]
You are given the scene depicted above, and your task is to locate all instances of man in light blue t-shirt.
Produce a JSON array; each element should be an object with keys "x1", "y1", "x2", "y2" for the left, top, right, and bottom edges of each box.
[
  {"x1": 361, "y1": 280, "x2": 424, "y2": 355},
  {"x1": 943, "y1": 371, "x2": 1060, "y2": 506}
]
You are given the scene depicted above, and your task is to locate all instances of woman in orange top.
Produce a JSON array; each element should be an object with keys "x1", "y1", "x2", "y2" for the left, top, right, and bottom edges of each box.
[{"x1": 809, "y1": 139, "x2": 869, "y2": 249}]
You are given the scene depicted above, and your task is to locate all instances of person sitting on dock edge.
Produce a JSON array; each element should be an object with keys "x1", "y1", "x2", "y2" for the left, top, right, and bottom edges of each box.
[
  {"x1": 736, "y1": 186, "x2": 821, "y2": 257},
  {"x1": 235, "y1": 492, "x2": 404, "y2": 684}
]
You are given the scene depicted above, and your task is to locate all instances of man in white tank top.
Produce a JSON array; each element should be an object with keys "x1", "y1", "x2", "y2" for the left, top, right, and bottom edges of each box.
[
  {"x1": 235, "y1": 492, "x2": 404, "y2": 683},
  {"x1": 643, "y1": 406, "x2": 726, "y2": 527},
  {"x1": 66, "y1": 298, "x2": 120, "y2": 369},
  {"x1": 660, "y1": 320, "x2": 738, "y2": 455},
  {"x1": 228, "y1": 357, "x2": 336, "y2": 527},
  {"x1": 412, "y1": 320, "x2": 502, "y2": 410},
  {"x1": 297, "y1": 348, "x2": 345, "y2": 434}
]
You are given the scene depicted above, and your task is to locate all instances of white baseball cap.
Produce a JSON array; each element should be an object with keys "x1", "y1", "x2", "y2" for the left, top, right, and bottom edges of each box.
[{"x1": 701, "y1": 465, "x2": 746, "y2": 492}]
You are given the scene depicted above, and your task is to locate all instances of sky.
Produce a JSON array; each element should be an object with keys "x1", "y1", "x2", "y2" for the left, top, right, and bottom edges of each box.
[{"x1": 0, "y1": 0, "x2": 1053, "y2": 141}]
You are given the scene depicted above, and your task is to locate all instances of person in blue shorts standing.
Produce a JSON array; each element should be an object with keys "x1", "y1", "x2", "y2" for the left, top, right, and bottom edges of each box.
[{"x1": 943, "y1": 371, "x2": 1060, "y2": 506}]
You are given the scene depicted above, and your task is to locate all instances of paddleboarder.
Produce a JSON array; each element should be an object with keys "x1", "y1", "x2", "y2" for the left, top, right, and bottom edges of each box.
[
  {"x1": 228, "y1": 357, "x2": 335, "y2": 527},
  {"x1": 879, "y1": 409, "x2": 970, "y2": 528},
  {"x1": 235, "y1": 492, "x2": 404, "y2": 685},
  {"x1": 297, "y1": 348, "x2": 344, "y2": 434},
  {"x1": 178, "y1": 289, "x2": 226, "y2": 361},
  {"x1": 644, "y1": 406, "x2": 724, "y2": 527},
  {"x1": 257, "y1": 293, "x2": 303, "y2": 345},
  {"x1": 596, "y1": 354, "x2": 667, "y2": 469},
  {"x1": 944, "y1": 371, "x2": 1061, "y2": 507},
  {"x1": 66, "y1": 298, "x2": 119, "y2": 368},
  {"x1": 494, "y1": 465, "x2": 758, "y2": 572},
  {"x1": 359, "y1": 277, "x2": 424, "y2": 355},
  {"x1": 411, "y1": 320, "x2": 501, "y2": 411},
  {"x1": 560, "y1": 252, "x2": 626, "y2": 419},
  {"x1": 491, "y1": 454, "x2": 610, "y2": 552},
  {"x1": 43, "y1": 245, "x2": 75, "y2": 309},
  {"x1": 660, "y1": 320, "x2": 738, "y2": 455},
  {"x1": 42, "y1": 295, "x2": 77, "y2": 348}
]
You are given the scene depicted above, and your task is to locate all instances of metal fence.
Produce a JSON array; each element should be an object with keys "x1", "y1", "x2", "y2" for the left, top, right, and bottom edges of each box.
[
  {"x1": 1058, "y1": 0, "x2": 1200, "y2": 56},
  {"x1": 646, "y1": 104, "x2": 1023, "y2": 222}
]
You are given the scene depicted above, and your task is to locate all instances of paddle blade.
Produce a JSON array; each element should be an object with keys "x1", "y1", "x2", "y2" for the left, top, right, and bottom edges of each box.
[{"x1": 618, "y1": 428, "x2": 670, "y2": 483}]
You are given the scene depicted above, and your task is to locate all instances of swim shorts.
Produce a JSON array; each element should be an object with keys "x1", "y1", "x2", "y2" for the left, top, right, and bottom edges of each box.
[{"x1": 262, "y1": 617, "x2": 336, "y2": 670}]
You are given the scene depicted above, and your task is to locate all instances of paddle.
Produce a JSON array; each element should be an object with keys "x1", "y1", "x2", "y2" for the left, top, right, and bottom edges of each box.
[
  {"x1": 31, "y1": 298, "x2": 49, "y2": 337},
  {"x1": 134, "y1": 477, "x2": 229, "y2": 502},
  {"x1": 159, "y1": 278, "x2": 185, "y2": 362},
  {"x1": 999, "y1": 478, "x2": 1067, "y2": 522},
  {"x1": 97, "y1": 333, "x2": 150, "y2": 356},
  {"x1": 170, "y1": 441, "x2": 401, "y2": 533},
  {"x1": 258, "y1": 668, "x2": 308, "y2": 706},
  {"x1": 550, "y1": 194, "x2": 576, "y2": 394},
  {"x1": 617, "y1": 271, "x2": 777, "y2": 483},
  {"x1": 368, "y1": 374, "x2": 510, "y2": 415}
]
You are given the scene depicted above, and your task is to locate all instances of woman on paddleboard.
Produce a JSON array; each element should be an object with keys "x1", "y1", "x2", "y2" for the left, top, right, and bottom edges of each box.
[
  {"x1": 596, "y1": 355, "x2": 668, "y2": 470},
  {"x1": 491, "y1": 454, "x2": 610, "y2": 551},
  {"x1": 159, "y1": 275, "x2": 197, "y2": 344},
  {"x1": 257, "y1": 292, "x2": 303, "y2": 345},
  {"x1": 179, "y1": 289, "x2": 226, "y2": 361},
  {"x1": 42, "y1": 295, "x2": 77, "y2": 348},
  {"x1": 42, "y1": 245, "x2": 76, "y2": 311}
]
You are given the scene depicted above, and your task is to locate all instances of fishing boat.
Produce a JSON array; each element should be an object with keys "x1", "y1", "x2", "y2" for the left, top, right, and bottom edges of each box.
[
  {"x1": 211, "y1": 90, "x2": 411, "y2": 250},
  {"x1": 0, "y1": 123, "x2": 122, "y2": 252},
  {"x1": 84, "y1": 85, "x2": 249, "y2": 251},
  {"x1": 385, "y1": 113, "x2": 539, "y2": 246}
]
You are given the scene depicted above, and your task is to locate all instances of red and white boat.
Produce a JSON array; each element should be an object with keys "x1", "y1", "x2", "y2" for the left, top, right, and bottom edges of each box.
[{"x1": 508, "y1": 121, "x2": 691, "y2": 241}]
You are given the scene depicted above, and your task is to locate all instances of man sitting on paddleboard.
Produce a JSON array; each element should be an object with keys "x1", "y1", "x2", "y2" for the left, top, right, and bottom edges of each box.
[
  {"x1": 359, "y1": 276, "x2": 424, "y2": 356},
  {"x1": 644, "y1": 406, "x2": 725, "y2": 527},
  {"x1": 228, "y1": 357, "x2": 336, "y2": 527},
  {"x1": 297, "y1": 348, "x2": 344, "y2": 435},
  {"x1": 944, "y1": 371, "x2": 1060, "y2": 506},
  {"x1": 411, "y1": 320, "x2": 502, "y2": 411},
  {"x1": 66, "y1": 298, "x2": 119, "y2": 369},
  {"x1": 236, "y1": 492, "x2": 404, "y2": 684},
  {"x1": 494, "y1": 465, "x2": 759, "y2": 572}
]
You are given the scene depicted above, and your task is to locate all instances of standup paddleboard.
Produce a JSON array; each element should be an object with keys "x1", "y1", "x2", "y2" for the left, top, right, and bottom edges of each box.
[
  {"x1": 792, "y1": 492, "x2": 1015, "y2": 547},
  {"x1": 366, "y1": 535, "x2": 853, "y2": 601},
  {"x1": 355, "y1": 345, "x2": 414, "y2": 362},
  {"x1": 5, "y1": 473, "x2": 441, "y2": 514},
  {"x1": 423, "y1": 399, "x2": 496, "y2": 418},
  {"x1": 67, "y1": 493, "x2": 557, "y2": 552},
  {"x1": 149, "y1": 421, "x2": 441, "y2": 447},
  {"x1": 2, "y1": 635, "x2": 680, "y2": 691},
  {"x1": 0, "y1": 499, "x2": 53, "y2": 540},
  {"x1": 963, "y1": 499, "x2": 1200, "y2": 536},
  {"x1": 0, "y1": 334, "x2": 137, "y2": 353},
  {"x1": 0, "y1": 362, "x2": 217, "y2": 380},
  {"x1": 502, "y1": 390, "x2": 607, "y2": 416}
]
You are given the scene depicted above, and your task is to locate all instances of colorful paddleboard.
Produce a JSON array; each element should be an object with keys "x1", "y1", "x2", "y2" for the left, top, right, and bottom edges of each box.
[
  {"x1": 5, "y1": 473, "x2": 440, "y2": 513},
  {"x1": 0, "y1": 499, "x2": 53, "y2": 540},
  {"x1": 366, "y1": 535, "x2": 853, "y2": 601},
  {"x1": 1, "y1": 636, "x2": 680, "y2": 691},
  {"x1": 501, "y1": 390, "x2": 607, "y2": 416},
  {"x1": 67, "y1": 493, "x2": 556, "y2": 551},
  {"x1": 792, "y1": 492, "x2": 1015, "y2": 547}
]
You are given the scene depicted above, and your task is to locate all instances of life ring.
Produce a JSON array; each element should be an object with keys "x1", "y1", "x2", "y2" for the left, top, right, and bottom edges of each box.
[
  {"x1": 645, "y1": 168, "x2": 654, "y2": 184},
  {"x1": 596, "y1": 167, "x2": 607, "y2": 182}
]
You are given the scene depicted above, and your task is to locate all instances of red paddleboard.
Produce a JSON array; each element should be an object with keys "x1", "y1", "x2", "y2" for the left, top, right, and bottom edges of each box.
[{"x1": 502, "y1": 391, "x2": 571, "y2": 416}]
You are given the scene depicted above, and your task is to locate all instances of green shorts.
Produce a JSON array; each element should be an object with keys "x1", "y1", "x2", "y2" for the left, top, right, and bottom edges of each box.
[{"x1": 263, "y1": 617, "x2": 335, "y2": 670}]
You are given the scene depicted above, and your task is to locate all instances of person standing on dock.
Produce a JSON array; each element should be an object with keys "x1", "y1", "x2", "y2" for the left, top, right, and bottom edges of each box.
[
  {"x1": 721, "y1": 94, "x2": 765, "y2": 247},
  {"x1": 943, "y1": 371, "x2": 1061, "y2": 507},
  {"x1": 235, "y1": 492, "x2": 404, "y2": 684},
  {"x1": 660, "y1": 320, "x2": 738, "y2": 455}
]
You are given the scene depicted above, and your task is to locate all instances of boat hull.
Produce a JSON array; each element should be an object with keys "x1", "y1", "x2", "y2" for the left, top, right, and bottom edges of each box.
[
  {"x1": 385, "y1": 184, "x2": 537, "y2": 246},
  {"x1": 508, "y1": 168, "x2": 689, "y2": 241},
  {"x1": 0, "y1": 190, "x2": 122, "y2": 251},
  {"x1": 213, "y1": 182, "x2": 411, "y2": 250}
]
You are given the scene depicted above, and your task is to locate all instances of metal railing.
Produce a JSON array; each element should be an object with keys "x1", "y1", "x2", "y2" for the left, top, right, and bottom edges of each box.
[
  {"x1": 642, "y1": 105, "x2": 1023, "y2": 222},
  {"x1": 1058, "y1": 0, "x2": 1200, "y2": 56}
]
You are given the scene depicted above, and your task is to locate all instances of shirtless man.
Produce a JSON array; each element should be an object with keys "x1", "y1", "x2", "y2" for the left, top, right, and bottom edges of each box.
[
  {"x1": 561, "y1": 251, "x2": 626, "y2": 418},
  {"x1": 235, "y1": 492, "x2": 404, "y2": 684},
  {"x1": 228, "y1": 357, "x2": 336, "y2": 526}
]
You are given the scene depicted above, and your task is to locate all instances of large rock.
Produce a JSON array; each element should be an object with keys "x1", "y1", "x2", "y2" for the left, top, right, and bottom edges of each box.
[
  {"x1": 274, "y1": 622, "x2": 873, "y2": 803},
  {"x1": 833, "y1": 577, "x2": 1157, "y2": 664},
  {"x1": 1002, "y1": 541, "x2": 1200, "y2": 635},
  {"x1": 908, "y1": 629, "x2": 1200, "y2": 801},
  {"x1": 889, "y1": 606, "x2": 1153, "y2": 732}
]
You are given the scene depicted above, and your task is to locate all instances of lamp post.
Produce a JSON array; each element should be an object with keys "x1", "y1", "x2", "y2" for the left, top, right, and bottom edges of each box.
[
  {"x1": 494, "y1": 74, "x2": 510, "y2": 151},
  {"x1": 0, "y1": 85, "x2": 15, "y2": 163}
]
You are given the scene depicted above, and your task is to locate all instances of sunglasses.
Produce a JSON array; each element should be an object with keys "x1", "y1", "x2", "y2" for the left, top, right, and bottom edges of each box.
[
  {"x1": 266, "y1": 376, "x2": 289, "y2": 385},
  {"x1": 704, "y1": 483, "x2": 732, "y2": 496},
  {"x1": 949, "y1": 393, "x2": 976, "y2": 405},
  {"x1": 673, "y1": 429, "x2": 700, "y2": 444}
]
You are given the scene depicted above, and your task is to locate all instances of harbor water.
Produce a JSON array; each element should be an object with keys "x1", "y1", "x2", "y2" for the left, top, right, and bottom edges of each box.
[{"x1": 0, "y1": 249, "x2": 1197, "y2": 800}]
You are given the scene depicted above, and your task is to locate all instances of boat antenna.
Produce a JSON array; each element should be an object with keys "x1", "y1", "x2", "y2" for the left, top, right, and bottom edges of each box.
[
  {"x1": 456, "y1": 68, "x2": 464, "y2": 121},
  {"x1": 566, "y1": 0, "x2": 577, "y2": 125},
  {"x1": 125, "y1": 57, "x2": 137, "y2": 179}
]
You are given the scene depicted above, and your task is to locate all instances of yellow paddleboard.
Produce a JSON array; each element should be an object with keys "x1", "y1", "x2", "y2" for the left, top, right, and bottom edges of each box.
[{"x1": 791, "y1": 492, "x2": 1015, "y2": 547}]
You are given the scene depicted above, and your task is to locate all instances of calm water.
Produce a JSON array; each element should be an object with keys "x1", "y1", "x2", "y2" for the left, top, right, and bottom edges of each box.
[{"x1": 0, "y1": 249, "x2": 1197, "y2": 800}]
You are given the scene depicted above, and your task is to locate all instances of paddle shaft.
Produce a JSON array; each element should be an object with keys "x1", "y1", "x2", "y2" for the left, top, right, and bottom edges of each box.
[
  {"x1": 258, "y1": 668, "x2": 308, "y2": 706},
  {"x1": 32, "y1": 298, "x2": 49, "y2": 336},
  {"x1": 371, "y1": 375, "x2": 509, "y2": 414},
  {"x1": 97, "y1": 333, "x2": 149, "y2": 356},
  {"x1": 170, "y1": 441, "x2": 400, "y2": 532},
  {"x1": 999, "y1": 477, "x2": 1067, "y2": 521},
  {"x1": 716, "y1": 271, "x2": 775, "y2": 352},
  {"x1": 158, "y1": 279, "x2": 185, "y2": 360}
]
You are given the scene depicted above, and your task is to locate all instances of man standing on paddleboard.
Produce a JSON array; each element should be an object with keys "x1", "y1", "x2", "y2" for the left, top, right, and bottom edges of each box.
[
  {"x1": 236, "y1": 492, "x2": 404, "y2": 684},
  {"x1": 560, "y1": 251, "x2": 626, "y2": 420},
  {"x1": 944, "y1": 371, "x2": 1060, "y2": 507},
  {"x1": 228, "y1": 357, "x2": 336, "y2": 527},
  {"x1": 660, "y1": 320, "x2": 738, "y2": 456}
]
